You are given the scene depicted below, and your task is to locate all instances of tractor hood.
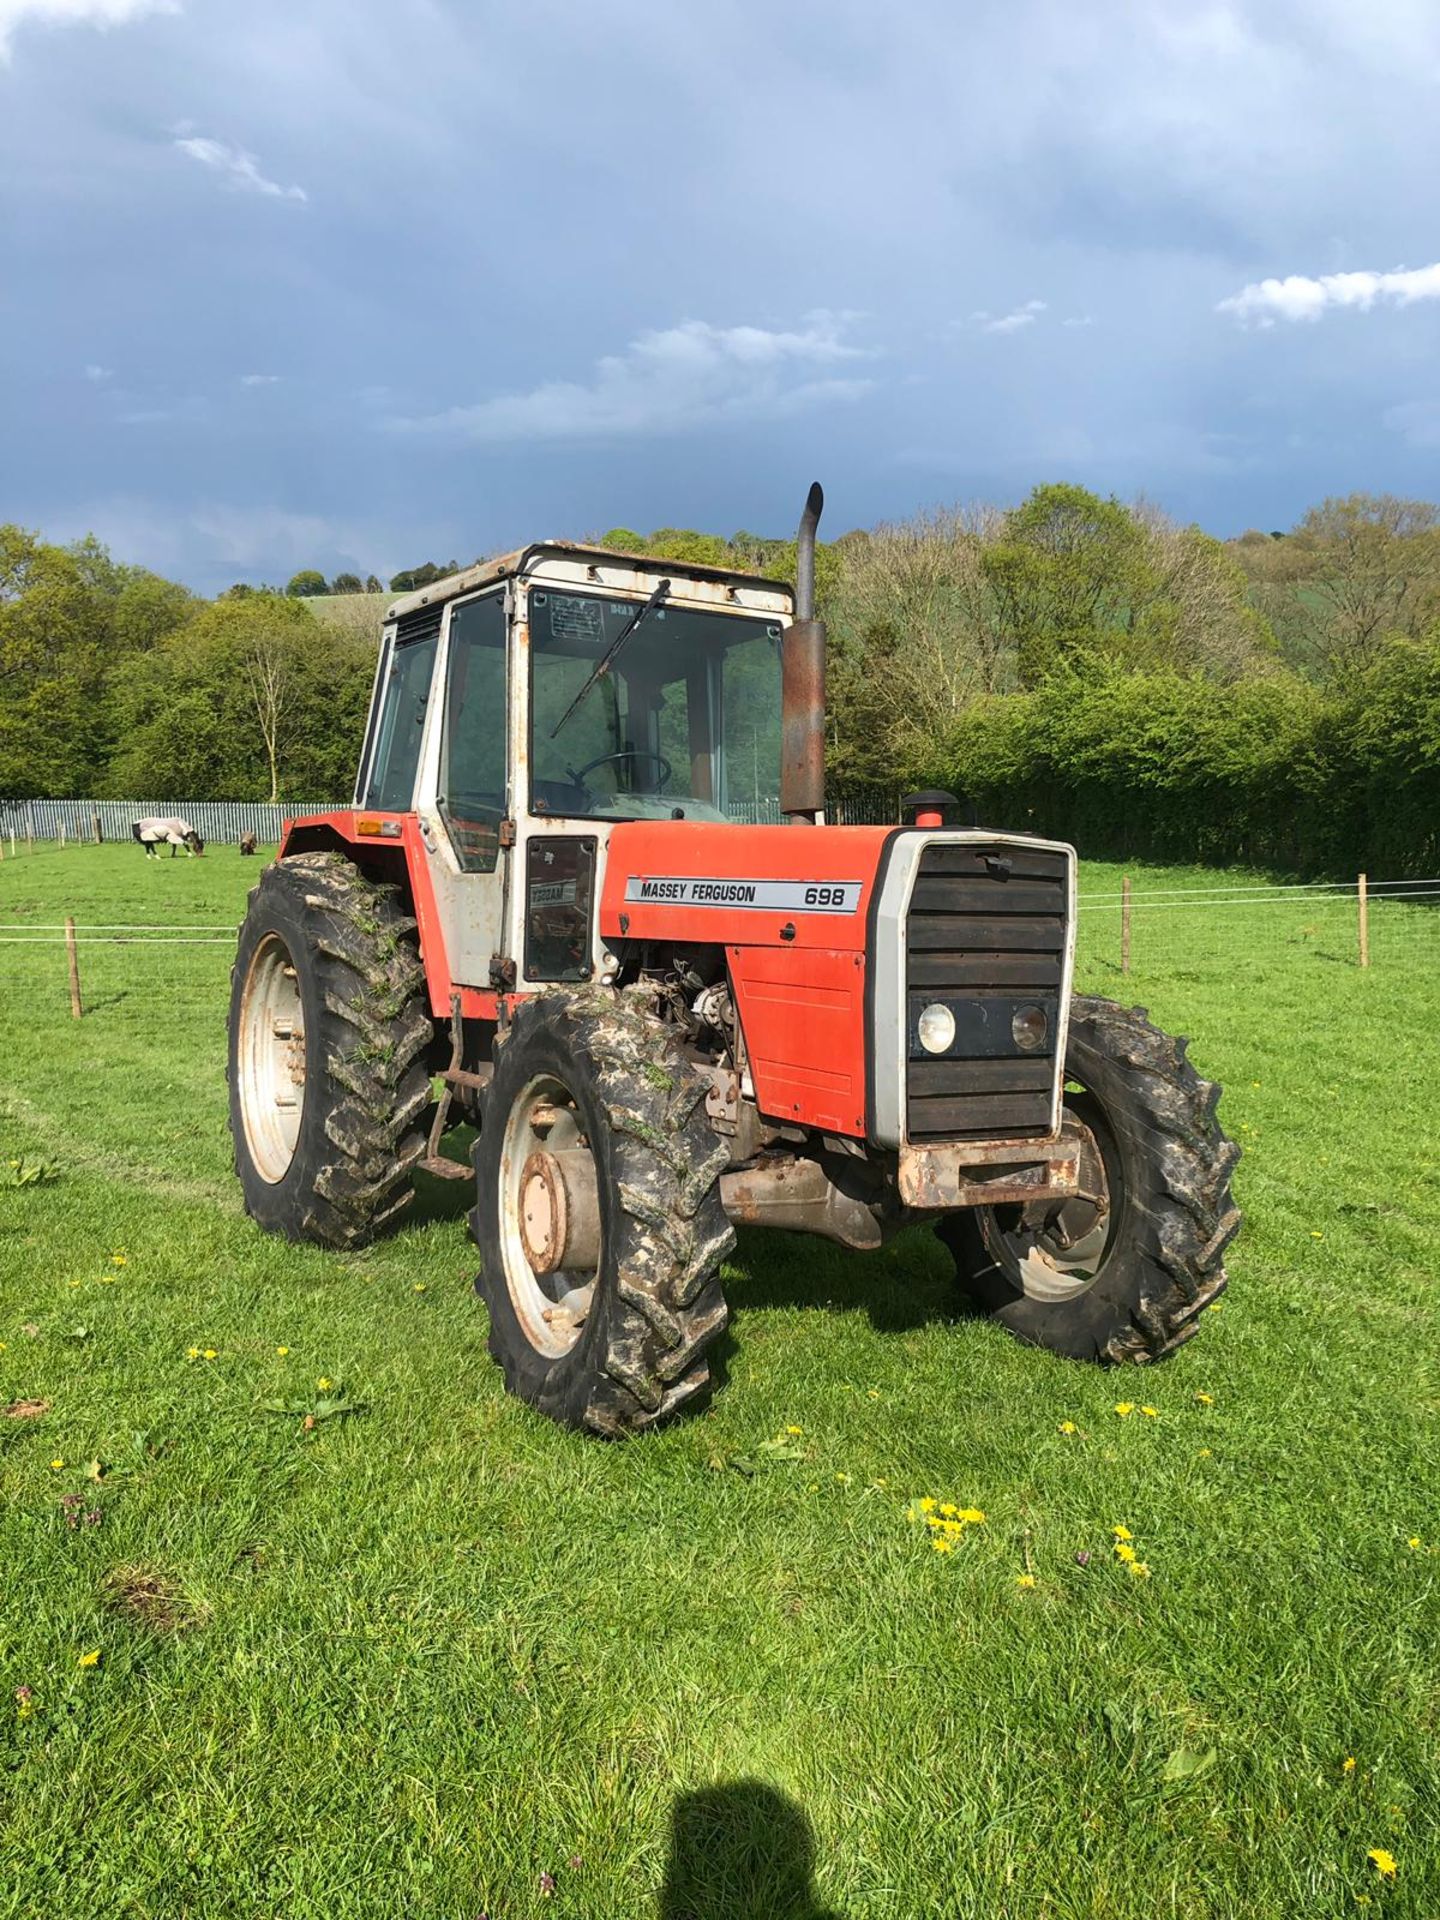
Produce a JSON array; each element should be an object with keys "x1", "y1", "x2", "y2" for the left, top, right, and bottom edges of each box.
[{"x1": 598, "y1": 820, "x2": 897, "y2": 951}]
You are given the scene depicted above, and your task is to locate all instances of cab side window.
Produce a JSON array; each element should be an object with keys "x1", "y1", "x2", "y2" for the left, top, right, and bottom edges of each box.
[
  {"x1": 441, "y1": 593, "x2": 507, "y2": 872},
  {"x1": 361, "y1": 615, "x2": 439, "y2": 811}
]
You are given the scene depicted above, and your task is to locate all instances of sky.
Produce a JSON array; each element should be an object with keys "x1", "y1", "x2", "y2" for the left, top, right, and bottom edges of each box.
[{"x1": 4, "y1": 0, "x2": 1440, "y2": 594}]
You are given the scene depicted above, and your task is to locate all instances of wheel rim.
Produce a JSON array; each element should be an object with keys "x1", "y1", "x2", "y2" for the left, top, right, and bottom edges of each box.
[
  {"x1": 497, "y1": 1072, "x2": 602, "y2": 1358},
  {"x1": 978, "y1": 1094, "x2": 1116, "y2": 1304},
  {"x1": 237, "y1": 932, "x2": 307, "y2": 1184}
]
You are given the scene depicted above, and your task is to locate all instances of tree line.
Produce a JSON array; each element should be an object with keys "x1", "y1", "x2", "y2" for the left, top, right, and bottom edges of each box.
[{"x1": 3, "y1": 490, "x2": 1438, "y2": 873}]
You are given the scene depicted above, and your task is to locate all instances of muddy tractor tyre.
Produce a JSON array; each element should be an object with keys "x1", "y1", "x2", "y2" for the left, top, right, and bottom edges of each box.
[
  {"x1": 228, "y1": 851, "x2": 434, "y2": 1248},
  {"x1": 472, "y1": 988, "x2": 734, "y2": 1435},
  {"x1": 937, "y1": 995, "x2": 1240, "y2": 1363}
]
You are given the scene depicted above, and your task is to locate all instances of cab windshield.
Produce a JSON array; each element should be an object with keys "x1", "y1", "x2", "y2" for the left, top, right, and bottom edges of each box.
[{"x1": 528, "y1": 587, "x2": 783, "y2": 822}]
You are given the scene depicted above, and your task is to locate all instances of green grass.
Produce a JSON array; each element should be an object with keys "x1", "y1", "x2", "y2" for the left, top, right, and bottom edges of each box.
[{"x1": 1, "y1": 844, "x2": 1438, "y2": 1919}]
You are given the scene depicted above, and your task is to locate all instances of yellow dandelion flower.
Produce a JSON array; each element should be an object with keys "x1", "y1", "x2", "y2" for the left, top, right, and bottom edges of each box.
[
  {"x1": 185, "y1": 1346, "x2": 201, "y2": 1360},
  {"x1": 49, "y1": 1458, "x2": 65, "y2": 1471},
  {"x1": 1198, "y1": 1447, "x2": 1213, "y2": 1458},
  {"x1": 931, "y1": 1536, "x2": 955, "y2": 1554},
  {"x1": 917, "y1": 1497, "x2": 937, "y2": 1515},
  {"x1": 957, "y1": 1507, "x2": 987, "y2": 1526},
  {"x1": 77, "y1": 1650, "x2": 101, "y2": 1669},
  {"x1": 835, "y1": 1472, "x2": 852, "y2": 1486},
  {"x1": 866, "y1": 1389, "x2": 880, "y2": 1400},
  {"x1": 1140, "y1": 1405, "x2": 1158, "y2": 1418},
  {"x1": 1112, "y1": 1524, "x2": 1133, "y2": 1542},
  {"x1": 1114, "y1": 1542, "x2": 1137, "y2": 1564},
  {"x1": 1113, "y1": 1402, "x2": 1134, "y2": 1417},
  {"x1": 1016, "y1": 1573, "x2": 1037, "y2": 1589},
  {"x1": 316, "y1": 1377, "x2": 333, "y2": 1392},
  {"x1": 202, "y1": 1350, "x2": 217, "y2": 1361},
  {"x1": 1343, "y1": 1757, "x2": 1357, "y2": 1774},
  {"x1": 1367, "y1": 1848, "x2": 1397, "y2": 1882},
  {"x1": 412, "y1": 1282, "x2": 427, "y2": 1293},
  {"x1": 1194, "y1": 1391, "x2": 1214, "y2": 1406},
  {"x1": 1406, "y1": 1536, "x2": 1421, "y2": 1551},
  {"x1": 785, "y1": 1425, "x2": 803, "y2": 1435},
  {"x1": 0, "y1": 1341, "x2": 6, "y2": 1352},
  {"x1": 276, "y1": 1346, "x2": 290, "y2": 1357},
  {"x1": 1058, "y1": 1420, "x2": 1078, "y2": 1434},
  {"x1": 941, "y1": 1519, "x2": 964, "y2": 1538},
  {"x1": 111, "y1": 1254, "x2": 127, "y2": 1266},
  {"x1": 870, "y1": 1477, "x2": 888, "y2": 1489},
  {"x1": 1127, "y1": 1560, "x2": 1151, "y2": 1579},
  {"x1": 939, "y1": 1503, "x2": 959, "y2": 1518}
]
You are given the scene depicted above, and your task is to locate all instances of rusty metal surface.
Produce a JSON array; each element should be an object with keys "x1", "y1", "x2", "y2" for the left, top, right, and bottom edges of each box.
[
  {"x1": 897, "y1": 1135, "x2": 1082, "y2": 1211},
  {"x1": 780, "y1": 617, "x2": 826, "y2": 821},
  {"x1": 388, "y1": 542, "x2": 794, "y2": 624},
  {"x1": 720, "y1": 1155, "x2": 883, "y2": 1250}
]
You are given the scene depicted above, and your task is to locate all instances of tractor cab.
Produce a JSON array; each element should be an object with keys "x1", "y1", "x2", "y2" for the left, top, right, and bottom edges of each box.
[{"x1": 346, "y1": 543, "x2": 797, "y2": 995}]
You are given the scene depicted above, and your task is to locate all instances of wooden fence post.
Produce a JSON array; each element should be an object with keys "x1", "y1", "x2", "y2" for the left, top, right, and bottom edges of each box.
[
  {"x1": 59, "y1": 821, "x2": 66, "y2": 849},
  {"x1": 92, "y1": 809, "x2": 102, "y2": 845},
  {"x1": 1358, "y1": 872, "x2": 1369, "y2": 970},
  {"x1": 26, "y1": 810, "x2": 34, "y2": 857},
  {"x1": 65, "y1": 918, "x2": 83, "y2": 1019},
  {"x1": 1121, "y1": 875, "x2": 1133, "y2": 976}
]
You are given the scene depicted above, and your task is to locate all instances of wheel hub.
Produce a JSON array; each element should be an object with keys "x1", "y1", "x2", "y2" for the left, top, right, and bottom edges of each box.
[
  {"x1": 237, "y1": 932, "x2": 307, "y2": 1184},
  {"x1": 983, "y1": 1105, "x2": 1114, "y2": 1304},
  {"x1": 498, "y1": 1077, "x2": 603, "y2": 1356}
]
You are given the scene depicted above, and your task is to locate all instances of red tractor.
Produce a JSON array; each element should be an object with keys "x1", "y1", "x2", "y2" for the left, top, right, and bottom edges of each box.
[{"x1": 228, "y1": 487, "x2": 1239, "y2": 1433}]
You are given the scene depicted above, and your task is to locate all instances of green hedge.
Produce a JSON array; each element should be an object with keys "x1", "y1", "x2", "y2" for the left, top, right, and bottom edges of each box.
[{"x1": 933, "y1": 641, "x2": 1440, "y2": 878}]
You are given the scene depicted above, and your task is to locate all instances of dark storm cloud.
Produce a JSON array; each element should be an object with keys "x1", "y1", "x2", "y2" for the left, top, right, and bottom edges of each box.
[{"x1": 3, "y1": 0, "x2": 1439, "y2": 590}]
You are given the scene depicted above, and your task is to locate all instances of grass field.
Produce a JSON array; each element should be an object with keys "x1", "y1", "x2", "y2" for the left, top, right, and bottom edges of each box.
[{"x1": 2, "y1": 844, "x2": 1438, "y2": 1919}]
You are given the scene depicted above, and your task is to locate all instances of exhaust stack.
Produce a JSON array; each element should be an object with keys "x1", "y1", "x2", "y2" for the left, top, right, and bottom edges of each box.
[{"x1": 780, "y1": 481, "x2": 826, "y2": 824}]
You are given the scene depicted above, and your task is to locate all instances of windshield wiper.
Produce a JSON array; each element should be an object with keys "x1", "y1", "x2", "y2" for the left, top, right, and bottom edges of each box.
[{"x1": 549, "y1": 578, "x2": 670, "y2": 739}]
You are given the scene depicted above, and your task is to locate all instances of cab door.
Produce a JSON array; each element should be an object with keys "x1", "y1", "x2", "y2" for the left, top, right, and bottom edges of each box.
[{"x1": 415, "y1": 589, "x2": 510, "y2": 990}]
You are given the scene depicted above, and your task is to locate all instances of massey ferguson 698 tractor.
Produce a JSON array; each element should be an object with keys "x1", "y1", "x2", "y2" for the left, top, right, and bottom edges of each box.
[{"x1": 228, "y1": 487, "x2": 1239, "y2": 1434}]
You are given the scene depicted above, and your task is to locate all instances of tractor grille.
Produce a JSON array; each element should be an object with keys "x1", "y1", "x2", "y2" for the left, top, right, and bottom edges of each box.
[{"x1": 905, "y1": 842, "x2": 1069, "y2": 1142}]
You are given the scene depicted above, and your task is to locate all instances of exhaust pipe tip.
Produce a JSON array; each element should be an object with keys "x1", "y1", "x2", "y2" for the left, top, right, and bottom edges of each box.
[
  {"x1": 795, "y1": 481, "x2": 824, "y2": 621},
  {"x1": 783, "y1": 481, "x2": 827, "y2": 823}
]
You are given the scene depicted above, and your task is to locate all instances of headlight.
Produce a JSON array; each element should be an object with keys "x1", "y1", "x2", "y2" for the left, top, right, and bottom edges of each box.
[
  {"x1": 917, "y1": 1002, "x2": 956, "y2": 1055},
  {"x1": 1012, "y1": 1005, "x2": 1049, "y2": 1052}
]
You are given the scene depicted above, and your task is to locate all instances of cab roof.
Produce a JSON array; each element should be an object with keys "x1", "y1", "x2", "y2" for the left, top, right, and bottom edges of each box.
[{"x1": 386, "y1": 540, "x2": 794, "y2": 624}]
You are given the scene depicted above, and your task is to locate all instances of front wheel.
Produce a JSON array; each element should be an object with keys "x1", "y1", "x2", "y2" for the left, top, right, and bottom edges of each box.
[
  {"x1": 937, "y1": 996, "x2": 1240, "y2": 1363},
  {"x1": 471, "y1": 988, "x2": 734, "y2": 1434}
]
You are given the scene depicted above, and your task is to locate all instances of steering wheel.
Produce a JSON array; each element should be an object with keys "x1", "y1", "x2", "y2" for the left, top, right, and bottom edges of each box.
[{"x1": 570, "y1": 748, "x2": 673, "y2": 793}]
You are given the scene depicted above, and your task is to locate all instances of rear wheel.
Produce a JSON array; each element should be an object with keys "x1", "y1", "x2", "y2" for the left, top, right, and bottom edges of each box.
[
  {"x1": 937, "y1": 996, "x2": 1240, "y2": 1362},
  {"x1": 228, "y1": 852, "x2": 434, "y2": 1248},
  {"x1": 472, "y1": 988, "x2": 733, "y2": 1434}
]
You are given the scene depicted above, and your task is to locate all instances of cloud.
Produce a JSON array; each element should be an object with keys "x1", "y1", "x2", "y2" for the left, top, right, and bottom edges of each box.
[
  {"x1": 973, "y1": 299, "x2": 1047, "y2": 335},
  {"x1": 394, "y1": 315, "x2": 874, "y2": 443},
  {"x1": 173, "y1": 134, "x2": 306, "y2": 203},
  {"x1": 83, "y1": 362, "x2": 112, "y2": 381},
  {"x1": 1384, "y1": 399, "x2": 1440, "y2": 449},
  {"x1": 1061, "y1": 315, "x2": 1095, "y2": 329},
  {"x1": 1219, "y1": 262, "x2": 1440, "y2": 326},
  {"x1": 239, "y1": 372, "x2": 280, "y2": 386},
  {"x1": 0, "y1": 0, "x2": 174, "y2": 61}
]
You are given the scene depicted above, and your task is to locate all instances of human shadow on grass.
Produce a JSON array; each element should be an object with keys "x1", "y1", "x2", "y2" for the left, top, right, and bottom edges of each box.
[{"x1": 659, "y1": 1782, "x2": 847, "y2": 1920}]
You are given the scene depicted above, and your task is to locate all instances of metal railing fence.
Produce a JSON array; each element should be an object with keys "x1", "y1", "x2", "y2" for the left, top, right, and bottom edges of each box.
[{"x1": 0, "y1": 799, "x2": 341, "y2": 846}]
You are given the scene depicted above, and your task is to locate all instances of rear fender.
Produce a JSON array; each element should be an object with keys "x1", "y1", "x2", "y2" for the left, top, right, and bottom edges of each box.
[{"x1": 279, "y1": 810, "x2": 501, "y2": 1021}]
